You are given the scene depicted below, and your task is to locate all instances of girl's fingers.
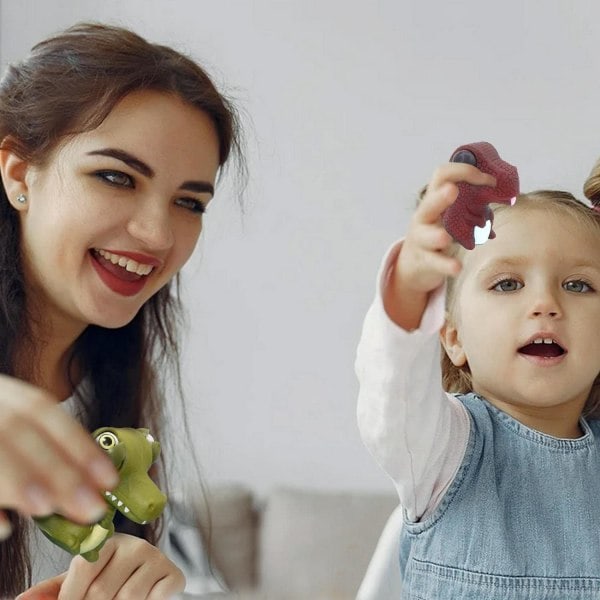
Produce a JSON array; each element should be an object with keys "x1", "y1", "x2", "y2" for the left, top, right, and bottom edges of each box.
[
  {"x1": 412, "y1": 223, "x2": 454, "y2": 252},
  {"x1": 415, "y1": 181, "x2": 458, "y2": 225},
  {"x1": 416, "y1": 163, "x2": 497, "y2": 225},
  {"x1": 427, "y1": 252, "x2": 462, "y2": 278},
  {"x1": 429, "y1": 162, "x2": 497, "y2": 190}
]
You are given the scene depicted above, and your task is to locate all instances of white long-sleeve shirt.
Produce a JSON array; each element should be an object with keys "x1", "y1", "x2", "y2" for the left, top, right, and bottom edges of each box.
[{"x1": 356, "y1": 241, "x2": 471, "y2": 522}]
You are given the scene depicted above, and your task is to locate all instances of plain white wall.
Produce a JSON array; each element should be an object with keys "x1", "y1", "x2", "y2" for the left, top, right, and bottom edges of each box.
[{"x1": 2, "y1": 1, "x2": 600, "y2": 497}]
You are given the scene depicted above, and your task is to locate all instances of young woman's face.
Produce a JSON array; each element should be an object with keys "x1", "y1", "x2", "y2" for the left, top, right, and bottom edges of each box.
[
  {"x1": 446, "y1": 207, "x2": 600, "y2": 418},
  {"x1": 19, "y1": 90, "x2": 220, "y2": 333}
]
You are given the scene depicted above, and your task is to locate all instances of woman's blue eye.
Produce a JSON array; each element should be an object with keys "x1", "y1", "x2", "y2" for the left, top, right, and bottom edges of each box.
[
  {"x1": 96, "y1": 171, "x2": 134, "y2": 188},
  {"x1": 175, "y1": 197, "x2": 205, "y2": 214},
  {"x1": 564, "y1": 280, "x2": 593, "y2": 293},
  {"x1": 492, "y1": 279, "x2": 523, "y2": 292}
]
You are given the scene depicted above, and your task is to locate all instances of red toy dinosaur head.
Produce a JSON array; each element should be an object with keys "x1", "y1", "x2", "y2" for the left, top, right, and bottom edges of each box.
[{"x1": 443, "y1": 142, "x2": 520, "y2": 250}]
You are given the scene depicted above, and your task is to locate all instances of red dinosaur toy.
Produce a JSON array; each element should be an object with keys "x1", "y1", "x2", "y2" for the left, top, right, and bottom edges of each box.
[{"x1": 442, "y1": 142, "x2": 520, "y2": 250}]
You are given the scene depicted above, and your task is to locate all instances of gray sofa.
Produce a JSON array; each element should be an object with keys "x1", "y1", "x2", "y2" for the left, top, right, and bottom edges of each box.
[{"x1": 192, "y1": 484, "x2": 399, "y2": 599}]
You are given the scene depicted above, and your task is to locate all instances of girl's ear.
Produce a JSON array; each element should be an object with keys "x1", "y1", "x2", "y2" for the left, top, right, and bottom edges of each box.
[
  {"x1": 0, "y1": 140, "x2": 30, "y2": 211},
  {"x1": 440, "y1": 317, "x2": 467, "y2": 367}
]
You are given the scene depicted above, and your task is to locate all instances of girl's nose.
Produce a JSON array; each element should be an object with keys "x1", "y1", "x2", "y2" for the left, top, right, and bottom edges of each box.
[
  {"x1": 126, "y1": 204, "x2": 174, "y2": 251},
  {"x1": 529, "y1": 288, "x2": 562, "y2": 319}
]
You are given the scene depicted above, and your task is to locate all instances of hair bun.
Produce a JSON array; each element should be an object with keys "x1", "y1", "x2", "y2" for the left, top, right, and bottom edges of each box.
[{"x1": 584, "y1": 158, "x2": 600, "y2": 206}]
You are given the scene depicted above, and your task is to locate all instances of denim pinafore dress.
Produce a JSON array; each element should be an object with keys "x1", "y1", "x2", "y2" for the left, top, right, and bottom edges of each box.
[{"x1": 399, "y1": 393, "x2": 600, "y2": 600}]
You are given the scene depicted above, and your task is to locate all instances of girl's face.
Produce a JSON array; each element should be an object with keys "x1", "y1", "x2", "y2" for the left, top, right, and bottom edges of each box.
[
  {"x1": 443, "y1": 207, "x2": 600, "y2": 426},
  {"x1": 12, "y1": 90, "x2": 220, "y2": 336}
]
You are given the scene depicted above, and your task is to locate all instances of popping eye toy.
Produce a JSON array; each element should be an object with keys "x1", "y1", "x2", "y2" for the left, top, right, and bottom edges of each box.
[
  {"x1": 34, "y1": 427, "x2": 166, "y2": 562},
  {"x1": 442, "y1": 142, "x2": 520, "y2": 250}
]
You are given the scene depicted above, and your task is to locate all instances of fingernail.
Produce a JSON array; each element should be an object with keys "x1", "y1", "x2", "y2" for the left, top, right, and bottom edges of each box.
[
  {"x1": 75, "y1": 486, "x2": 106, "y2": 522},
  {"x1": 89, "y1": 458, "x2": 119, "y2": 488},
  {"x1": 0, "y1": 518, "x2": 12, "y2": 541},
  {"x1": 25, "y1": 484, "x2": 53, "y2": 515}
]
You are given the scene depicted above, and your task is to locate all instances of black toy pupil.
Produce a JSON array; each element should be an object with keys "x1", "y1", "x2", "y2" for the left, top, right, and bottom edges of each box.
[
  {"x1": 101, "y1": 436, "x2": 113, "y2": 447},
  {"x1": 451, "y1": 149, "x2": 477, "y2": 166}
]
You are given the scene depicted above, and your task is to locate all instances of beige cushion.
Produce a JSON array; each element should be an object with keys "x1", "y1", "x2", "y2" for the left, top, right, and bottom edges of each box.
[
  {"x1": 258, "y1": 487, "x2": 398, "y2": 600},
  {"x1": 198, "y1": 483, "x2": 258, "y2": 590}
]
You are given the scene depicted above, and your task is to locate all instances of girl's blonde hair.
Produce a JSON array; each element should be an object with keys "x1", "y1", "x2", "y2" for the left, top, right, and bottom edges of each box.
[{"x1": 419, "y1": 180, "x2": 600, "y2": 419}]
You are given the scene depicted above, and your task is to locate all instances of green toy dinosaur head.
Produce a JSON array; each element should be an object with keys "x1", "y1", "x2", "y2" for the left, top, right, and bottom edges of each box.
[{"x1": 94, "y1": 427, "x2": 167, "y2": 524}]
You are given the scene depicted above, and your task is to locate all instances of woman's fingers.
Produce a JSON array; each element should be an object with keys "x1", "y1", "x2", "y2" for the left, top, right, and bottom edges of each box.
[
  {"x1": 0, "y1": 509, "x2": 11, "y2": 541},
  {"x1": 57, "y1": 535, "x2": 186, "y2": 600},
  {"x1": 0, "y1": 426, "x2": 106, "y2": 523},
  {"x1": 15, "y1": 572, "x2": 64, "y2": 599},
  {"x1": 0, "y1": 375, "x2": 118, "y2": 523}
]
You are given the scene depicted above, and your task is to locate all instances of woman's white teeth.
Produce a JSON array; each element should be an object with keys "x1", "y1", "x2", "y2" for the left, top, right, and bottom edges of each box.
[
  {"x1": 96, "y1": 249, "x2": 153, "y2": 276},
  {"x1": 533, "y1": 338, "x2": 556, "y2": 345}
]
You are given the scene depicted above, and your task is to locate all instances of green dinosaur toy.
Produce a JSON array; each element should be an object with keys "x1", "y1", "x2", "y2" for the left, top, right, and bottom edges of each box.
[{"x1": 34, "y1": 427, "x2": 167, "y2": 562}]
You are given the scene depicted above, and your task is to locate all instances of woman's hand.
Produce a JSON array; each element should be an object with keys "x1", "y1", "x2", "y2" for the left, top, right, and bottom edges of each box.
[
  {"x1": 0, "y1": 374, "x2": 118, "y2": 533},
  {"x1": 384, "y1": 162, "x2": 496, "y2": 330},
  {"x1": 17, "y1": 533, "x2": 185, "y2": 599}
]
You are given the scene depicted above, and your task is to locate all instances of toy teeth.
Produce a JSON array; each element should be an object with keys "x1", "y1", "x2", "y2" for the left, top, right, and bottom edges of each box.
[{"x1": 442, "y1": 142, "x2": 520, "y2": 250}]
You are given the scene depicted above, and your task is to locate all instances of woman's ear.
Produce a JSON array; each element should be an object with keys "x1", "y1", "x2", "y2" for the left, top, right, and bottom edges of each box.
[
  {"x1": 0, "y1": 140, "x2": 30, "y2": 210},
  {"x1": 440, "y1": 317, "x2": 467, "y2": 367}
]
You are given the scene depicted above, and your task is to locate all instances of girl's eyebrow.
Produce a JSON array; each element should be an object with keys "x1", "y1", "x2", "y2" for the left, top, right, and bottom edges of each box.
[
  {"x1": 478, "y1": 256, "x2": 529, "y2": 275},
  {"x1": 86, "y1": 147, "x2": 215, "y2": 197},
  {"x1": 479, "y1": 256, "x2": 600, "y2": 276}
]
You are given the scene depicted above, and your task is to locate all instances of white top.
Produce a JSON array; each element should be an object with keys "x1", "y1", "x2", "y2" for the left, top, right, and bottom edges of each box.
[
  {"x1": 30, "y1": 394, "x2": 80, "y2": 583},
  {"x1": 355, "y1": 240, "x2": 471, "y2": 521}
]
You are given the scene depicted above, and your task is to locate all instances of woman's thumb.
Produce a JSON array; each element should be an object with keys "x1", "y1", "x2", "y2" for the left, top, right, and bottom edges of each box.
[{"x1": 16, "y1": 572, "x2": 66, "y2": 600}]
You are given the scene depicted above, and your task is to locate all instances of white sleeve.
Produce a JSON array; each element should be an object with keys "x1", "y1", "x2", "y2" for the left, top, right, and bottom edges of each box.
[{"x1": 355, "y1": 241, "x2": 470, "y2": 522}]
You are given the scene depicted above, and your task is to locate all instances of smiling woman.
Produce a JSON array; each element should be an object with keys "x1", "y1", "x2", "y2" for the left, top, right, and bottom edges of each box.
[{"x1": 0, "y1": 22, "x2": 244, "y2": 598}]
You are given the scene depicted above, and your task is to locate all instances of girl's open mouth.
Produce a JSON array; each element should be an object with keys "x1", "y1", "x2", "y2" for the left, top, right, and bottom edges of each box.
[{"x1": 517, "y1": 338, "x2": 566, "y2": 366}]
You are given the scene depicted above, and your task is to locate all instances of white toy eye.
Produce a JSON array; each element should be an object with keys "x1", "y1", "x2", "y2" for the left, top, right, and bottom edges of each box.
[
  {"x1": 97, "y1": 432, "x2": 119, "y2": 449},
  {"x1": 474, "y1": 220, "x2": 492, "y2": 245},
  {"x1": 146, "y1": 433, "x2": 155, "y2": 443}
]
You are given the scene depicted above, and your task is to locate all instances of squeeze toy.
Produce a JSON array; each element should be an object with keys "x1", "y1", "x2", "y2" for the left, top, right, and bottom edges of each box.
[
  {"x1": 442, "y1": 142, "x2": 520, "y2": 250},
  {"x1": 34, "y1": 427, "x2": 167, "y2": 562}
]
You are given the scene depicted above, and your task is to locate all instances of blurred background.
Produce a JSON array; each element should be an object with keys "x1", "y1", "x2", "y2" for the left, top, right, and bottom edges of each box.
[{"x1": 3, "y1": 2, "x2": 600, "y2": 596}]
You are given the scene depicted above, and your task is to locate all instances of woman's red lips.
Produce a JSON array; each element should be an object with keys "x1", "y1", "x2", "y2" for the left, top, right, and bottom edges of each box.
[{"x1": 90, "y1": 250, "x2": 151, "y2": 297}]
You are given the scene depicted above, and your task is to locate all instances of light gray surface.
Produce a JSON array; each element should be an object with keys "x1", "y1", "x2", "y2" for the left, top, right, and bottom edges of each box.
[{"x1": 2, "y1": 1, "x2": 600, "y2": 498}]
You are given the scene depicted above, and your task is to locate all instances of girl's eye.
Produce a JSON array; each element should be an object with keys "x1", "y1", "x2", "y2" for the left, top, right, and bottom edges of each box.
[
  {"x1": 564, "y1": 280, "x2": 594, "y2": 293},
  {"x1": 492, "y1": 278, "x2": 523, "y2": 292},
  {"x1": 175, "y1": 197, "x2": 205, "y2": 215},
  {"x1": 95, "y1": 170, "x2": 134, "y2": 188}
]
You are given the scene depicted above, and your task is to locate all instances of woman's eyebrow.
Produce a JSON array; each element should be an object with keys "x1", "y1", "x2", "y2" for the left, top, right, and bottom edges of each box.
[
  {"x1": 87, "y1": 148, "x2": 154, "y2": 177},
  {"x1": 86, "y1": 147, "x2": 214, "y2": 196}
]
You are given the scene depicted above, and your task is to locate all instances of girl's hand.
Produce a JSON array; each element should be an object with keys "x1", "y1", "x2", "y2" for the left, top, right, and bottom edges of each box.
[
  {"x1": 0, "y1": 374, "x2": 118, "y2": 533},
  {"x1": 384, "y1": 163, "x2": 496, "y2": 329},
  {"x1": 398, "y1": 162, "x2": 496, "y2": 291},
  {"x1": 17, "y1": 533, "x2": 185, "y2": 599}
]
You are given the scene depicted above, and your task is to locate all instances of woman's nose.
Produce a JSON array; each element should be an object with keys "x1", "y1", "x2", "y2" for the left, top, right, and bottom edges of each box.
[{"x1": 126, "y1": 204, "x2": 174, "y2": 251}]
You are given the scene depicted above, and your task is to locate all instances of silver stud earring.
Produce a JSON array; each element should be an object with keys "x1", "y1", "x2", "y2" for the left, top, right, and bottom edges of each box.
[{"x1": 16, "y1": 194, "x2": 27, "y2": 204}]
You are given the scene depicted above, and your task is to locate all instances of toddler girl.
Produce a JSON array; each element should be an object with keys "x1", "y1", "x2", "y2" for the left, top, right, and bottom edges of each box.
[{"x1": 356, "y1": 160, "x2": 600, "y2": 599}]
